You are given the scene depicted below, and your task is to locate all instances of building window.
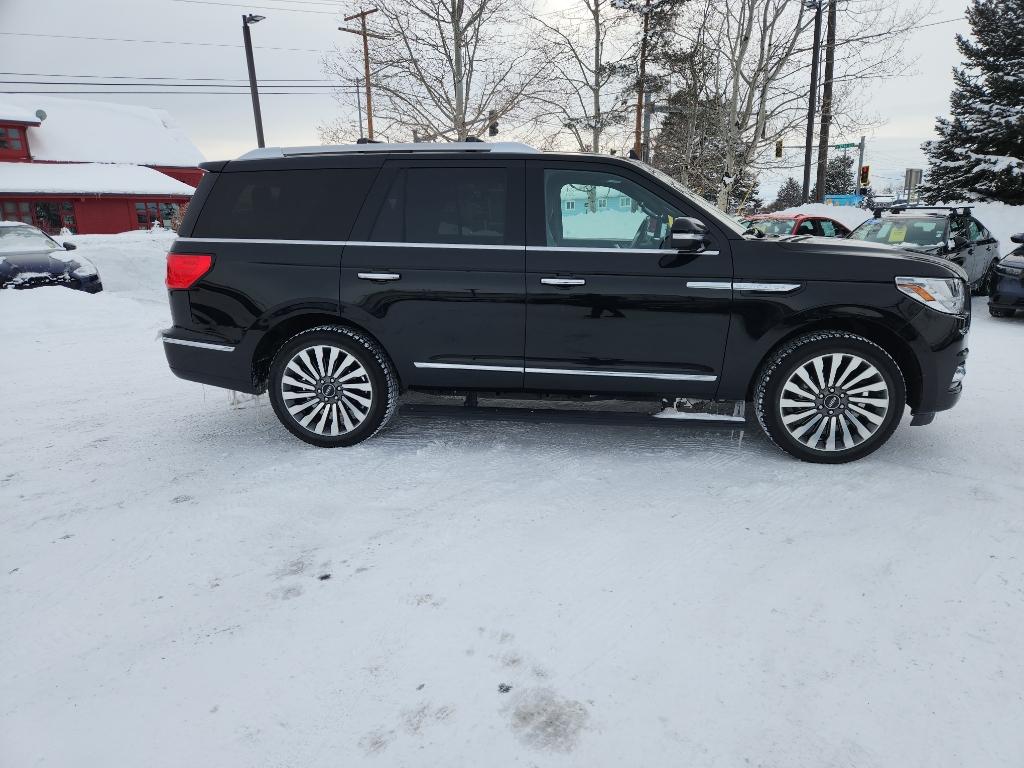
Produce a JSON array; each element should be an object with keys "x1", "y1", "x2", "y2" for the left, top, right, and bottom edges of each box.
[
  {"x1": 0, "y1": 125, "x2": 30, "y2": 160},
  {"x1": 135, "y1": 200, "x2": 181, "y2": 229},
  {"x1": 0, "y1": 199, "x2": 77, "y2": 234},
  {"x1": 564, "y1": 200, "x2": 576, "y2": 211}
]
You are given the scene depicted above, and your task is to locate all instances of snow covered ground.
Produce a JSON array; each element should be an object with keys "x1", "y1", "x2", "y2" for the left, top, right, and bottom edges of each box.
[{"x1": 2, "y1": 232, "x2": 1024, "y2": 767}]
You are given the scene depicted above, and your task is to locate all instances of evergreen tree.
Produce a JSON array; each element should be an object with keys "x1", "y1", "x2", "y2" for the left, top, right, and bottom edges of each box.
[
  {"x1": 920, "y1": 0, "x2": 1024, "y2": 204},
  {"x1": 810, "y1": 155, "x2": 856, "y2": 200},
  {"x1": 769, "y1": 177, "x2": 803, "y2": 211}
]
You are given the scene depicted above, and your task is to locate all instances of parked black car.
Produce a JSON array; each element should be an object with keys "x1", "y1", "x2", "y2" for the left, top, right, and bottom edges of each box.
[
  {"x1": 162, "y1": 142, "x2": 970, "y2": 463},
  {"x1": 988, "y1": 232, "x2": 1024, "y2": 318},
  {"x1": 848, "y1": 205, "x2": 999, "y2": 295},
  {"x1": 0, "y1": 222, "x2": 101, "y2": 293}
]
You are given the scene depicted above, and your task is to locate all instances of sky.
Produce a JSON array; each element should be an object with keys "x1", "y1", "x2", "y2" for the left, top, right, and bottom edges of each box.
[{"x1": 0, "y1": 0, "x2": 972, "y2": 200}]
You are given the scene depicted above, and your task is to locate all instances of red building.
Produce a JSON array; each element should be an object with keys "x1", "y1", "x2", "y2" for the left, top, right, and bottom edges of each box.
[{"x1": 0, "y1": 96, "x2": 204, "y2": 234}]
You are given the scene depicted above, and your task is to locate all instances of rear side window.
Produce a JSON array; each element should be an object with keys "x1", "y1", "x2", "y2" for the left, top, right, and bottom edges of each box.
[
  {"x1": 192, "y1": 168, "x2": 377, "y2": 241},
  {"x1": 370, "y1": 167, "x2": 508, "y2": 245}
]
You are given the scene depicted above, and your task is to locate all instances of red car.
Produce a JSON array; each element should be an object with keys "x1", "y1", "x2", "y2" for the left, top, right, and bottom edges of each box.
[{"x1": 740, "y1": 213, "x2": 852, "y2": 238}]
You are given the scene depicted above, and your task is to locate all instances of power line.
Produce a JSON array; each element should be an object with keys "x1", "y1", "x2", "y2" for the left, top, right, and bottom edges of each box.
[
  {"x1": 0, "y1": 31, "x2": 323, "y2": 52},
  {"x1": 0, "y1": 80, "x2": 344, "y2": 88},
  {"x1": 169, "y1": 0, "x2": 343, "y2": 13},
  {"x1": 0, "y1": 71, "x2": 335, "y2": 82},
  {"x1": 0, "y1": 90, "x2": 339, "y2": 96}
]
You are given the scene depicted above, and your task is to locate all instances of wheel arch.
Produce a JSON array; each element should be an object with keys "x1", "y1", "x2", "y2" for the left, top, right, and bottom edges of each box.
[
  {"x1": 250, "y1": 311, "x2": 399, "y2": 393},
  {"x1": 745, "y1": 316, "x2": 922, "y2": 410}
]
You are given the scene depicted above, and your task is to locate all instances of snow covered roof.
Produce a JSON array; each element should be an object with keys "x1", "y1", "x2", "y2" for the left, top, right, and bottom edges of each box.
[
  {"x1": 0, "y1": 99, "x2": 43, "y2": 125},
  {"x1": 0, "y1": 96, "x2": 203, "y2": 167},
  {"x1": 0, "y1": 163, "x2": 196, "y2": 196}
]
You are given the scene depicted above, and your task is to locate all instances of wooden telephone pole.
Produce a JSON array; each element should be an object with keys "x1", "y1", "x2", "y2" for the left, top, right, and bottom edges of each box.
[{"x1": 340, "y1": 8, "x2": 384, "y2": 140}]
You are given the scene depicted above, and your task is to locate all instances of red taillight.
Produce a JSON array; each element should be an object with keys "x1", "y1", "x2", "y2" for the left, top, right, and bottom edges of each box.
[{"x1": 166, "y1": 252, "x2": 213, "y2": 289}]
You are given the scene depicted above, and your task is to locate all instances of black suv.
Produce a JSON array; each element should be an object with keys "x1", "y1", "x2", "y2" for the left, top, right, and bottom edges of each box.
[
  {"x1": 848, "y1": 205, "x2": 1000, "y2": 294},
  {"x1": 162, "y1": 142, "x2": 969, "y2": 463}
]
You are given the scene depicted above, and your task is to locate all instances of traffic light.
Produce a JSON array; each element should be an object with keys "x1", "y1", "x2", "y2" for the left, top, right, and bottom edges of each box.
[
  {"x1": 487, "y1": 110, "x2": 498, "y2": 137},
  {"x1": 775, "y1": 140, "x2": 783, "y2": 159},
  {"x1": 859, "y1": 164, "x2": 870, "y2": 188}
]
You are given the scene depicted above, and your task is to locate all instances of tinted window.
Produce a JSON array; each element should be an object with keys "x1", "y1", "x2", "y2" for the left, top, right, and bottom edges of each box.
[
  {"x1": 795, "y1": 219, "x2": 816, "y2": 236},
  {"x1": 969, "y1": 218, "x2": 988, "y2": 242},
  {"x1": 543, "y1": 168, "x2": 681, "y2": 248},
  {"x1": 370, "y1": 167, "x2": 508, "y2": 244},
  {"x1": 819, "y1": 220, "x2": 837, "y2": 237},
  {"x1": 192, "y1": 168, "x2": 377, "y2": 240}
]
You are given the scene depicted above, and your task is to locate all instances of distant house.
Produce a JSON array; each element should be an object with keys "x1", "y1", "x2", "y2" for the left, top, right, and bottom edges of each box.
[{"x1": 0, "y1": 96, "x2": 204, "y2": 234}]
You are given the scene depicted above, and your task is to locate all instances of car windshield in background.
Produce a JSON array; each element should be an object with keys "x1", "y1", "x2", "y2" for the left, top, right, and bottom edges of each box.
[
  {"x1": 850, "y1": 217, "x2": 947, "y2": 248},
  {"x1": 628, "y1": 161, "x2": 747, "y2": 235},
  {"x1": 0, "y1": 225, "x2": 58, "y2": 253},
  {"x1": 747, "y1": 218, "x2": 796, "y2": 236}
]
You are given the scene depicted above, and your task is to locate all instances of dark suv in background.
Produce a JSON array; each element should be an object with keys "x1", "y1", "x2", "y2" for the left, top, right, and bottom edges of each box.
[{"x1": 162, "y1": 142, "x2": 969, "y2": 463}]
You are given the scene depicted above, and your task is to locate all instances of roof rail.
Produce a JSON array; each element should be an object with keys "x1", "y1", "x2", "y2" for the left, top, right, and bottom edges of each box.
[
  {"x1": 886, "y1": 204, "x2": 972, "y2": 215},
  {"x1": 237, "y1": 141, "x2": 539, "y2": 160}
]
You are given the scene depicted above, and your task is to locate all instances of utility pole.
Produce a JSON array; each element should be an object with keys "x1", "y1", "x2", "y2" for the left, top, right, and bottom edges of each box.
[
  {"x1": 340, "y1": 8, "x2": 383, "y2": 140},
  {"x1": 642, "y1": 92, "x2": 653, "y2": 162},
  {"x1": 856, "y1": 135, "x2": 866, "y2": 193},
  {"x1": 633, "y1": 0, "x2": 652, "y2": 159},
  {"x1": 813, "y1": 0, "x2": 837, "y2": 202},
  {"x1": 801, "y1": 0, "x2": 823, "y2": 202},
  {"x1": 241, "y1": 14, "x2": 266, "y2": 148}
]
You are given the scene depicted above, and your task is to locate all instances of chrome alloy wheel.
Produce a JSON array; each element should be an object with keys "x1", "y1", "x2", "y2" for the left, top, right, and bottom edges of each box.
[
  {"x1": 778, "y1": 352, "x2": 890, "y2": 452},
  {"x1": 279, "y1": 344, "x2": 374, "y2": 435}
]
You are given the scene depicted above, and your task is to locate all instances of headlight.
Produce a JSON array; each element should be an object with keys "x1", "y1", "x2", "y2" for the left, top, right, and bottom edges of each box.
[
  {"x1": 895, "y1": 276, "x2": 966, "y2": 314},
  {"x1": 71, "y1": 260, "x2": 97, "y2": 278}
]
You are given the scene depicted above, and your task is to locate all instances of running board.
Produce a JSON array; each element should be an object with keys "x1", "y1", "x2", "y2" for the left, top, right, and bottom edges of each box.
[{"x1": 398, "y1": 402, "x2": 748, "y2": 428}]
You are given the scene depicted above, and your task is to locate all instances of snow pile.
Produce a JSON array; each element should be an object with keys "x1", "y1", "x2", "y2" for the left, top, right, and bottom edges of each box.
[
  {"x1": 66, "y1": 227, "x2": 176, "y2": 299},
  {"x1": 0, "y1": 98, "x2": 42, "y2": 125},
  {"x1": 1, "y1": 95, "x2": 204, "y2": 167},
  {"x1": 0, "y1": 163, "x2": 195, "y2": 196}
]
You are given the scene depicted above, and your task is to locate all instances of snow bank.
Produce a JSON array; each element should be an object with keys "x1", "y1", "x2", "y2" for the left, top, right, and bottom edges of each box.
[
  {"x1": 0, "y1": 162, "x2": 195, "y2": 196},
  {"x1": 67, "y1": 227, "x2": 176, "y2": 298}
]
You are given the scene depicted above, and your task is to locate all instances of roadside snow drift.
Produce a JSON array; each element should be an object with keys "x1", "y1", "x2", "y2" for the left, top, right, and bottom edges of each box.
[{"x1": 2, "y1": 231, "x2": 1023, "y2": 768}]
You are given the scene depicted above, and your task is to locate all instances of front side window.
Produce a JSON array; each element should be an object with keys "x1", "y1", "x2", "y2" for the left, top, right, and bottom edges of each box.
[
  {"x1": 819, "y1": 220, "x2": 838, "y2": 237},
  {"x1": 795, "y1": 219, "x2": 816, "y2": 236},
  {"x1": 969, "y1": 218, "x2": 989, "y2": 242},
  {"x1": 543, "y1": 169, "x2": 681, "y2": 249},
  {"x1": 370, "y1": 167, "x2": 508, "y2": 245}
]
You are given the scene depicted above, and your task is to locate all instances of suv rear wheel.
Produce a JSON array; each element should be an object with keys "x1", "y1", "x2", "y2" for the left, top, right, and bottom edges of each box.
[
  {"x1": 754, "y1": 331, "x2": 906, "y2": 463},
  {"x1": 268, "y1": 326, "x2": 398, "y2": 447}
]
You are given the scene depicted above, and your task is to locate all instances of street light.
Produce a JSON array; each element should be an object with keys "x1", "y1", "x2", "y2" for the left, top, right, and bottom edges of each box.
[{"x1": 242, "y1": 13, "x2": 266, "y2": 148}]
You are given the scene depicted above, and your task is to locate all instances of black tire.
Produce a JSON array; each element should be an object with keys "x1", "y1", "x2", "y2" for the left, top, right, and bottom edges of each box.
[
  {"x1": 754, "y1": 331, "x2": 906, "y2": 464},
  {"x1": 268, "y1": 325, "x2": 398, "y2": 447},
  {"x1": 988, "y1": 305, "x2": 1015, "y2": 318}
]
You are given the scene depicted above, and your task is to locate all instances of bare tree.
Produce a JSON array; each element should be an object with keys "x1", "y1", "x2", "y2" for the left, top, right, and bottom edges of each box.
[
  {"x1": 529, "y1": 0, "x2": 631, "y2": 153},
  {"x1": 322, "y1": 0, "x2": 546, "y2": 142}
]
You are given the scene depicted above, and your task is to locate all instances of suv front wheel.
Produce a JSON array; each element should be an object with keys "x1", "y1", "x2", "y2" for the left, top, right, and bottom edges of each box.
[
  {"x1": 268, "y1": 326, "x2": 398, "y2": 447},
  {"x1": 754, "y1": 331, "x2": 906, "y2": 463}
]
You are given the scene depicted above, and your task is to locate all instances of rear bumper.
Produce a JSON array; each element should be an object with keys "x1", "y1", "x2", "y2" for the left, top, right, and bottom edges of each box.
[
  {"x1": 989, "y1": 273, "x2": 1024, "y2": 309},
  {"x1": 162, "y1": 330, "x2": 258, "y2": 393}
]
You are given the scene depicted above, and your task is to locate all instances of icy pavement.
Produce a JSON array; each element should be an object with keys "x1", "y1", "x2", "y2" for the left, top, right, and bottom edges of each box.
[{"x1": 1, "y1": 288, "x2": 1023, "y2": 768}]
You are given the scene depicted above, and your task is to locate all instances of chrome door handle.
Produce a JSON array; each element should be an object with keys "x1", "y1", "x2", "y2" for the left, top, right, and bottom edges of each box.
[
  {"x1": 541, "y1": 278, "x2": 586, "y2": 286},
  {"x1": 357, "y1": 272, "x2": 401, "y2": 281}
]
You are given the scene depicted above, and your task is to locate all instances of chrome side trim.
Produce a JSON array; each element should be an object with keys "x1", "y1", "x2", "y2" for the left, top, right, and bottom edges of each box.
[
  {"x1": 348, "y1": 241, "x2": 522, "y2": 251},
  {"x1": 525, "y1": 367, "x2": 716, "y2": 382},
  {"x1": 414, "y1": 362, "x2": 523, "y2": 373},
  {"x1": 162, "y1": 336, "x2": 235, "y2": 352},
  {"x1": 413, "y1": 362, "x2": 717, "y2": 382},
  {"x1": 540, "y1": 278, "x2": 586, "y2": 286},
  {"x1": 734, "y1": 282, "x2": 802, "y2": 293},
  {"x1": 686, "y1": 281, "x2": 732, "y2": 290},
  {"x1": 529, "y1": 246, "x2": 720, "y2": 256},
  {"x1": 357, "y1": 272, "x2": 401, "y2": 281},
  {"x1": 174, "y1": 237, "x2": 348, "y2": 246}
]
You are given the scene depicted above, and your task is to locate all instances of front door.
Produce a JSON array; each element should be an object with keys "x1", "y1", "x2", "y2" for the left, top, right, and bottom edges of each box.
[
  {"x1": 340, "y1": 159, "x2": 526, "y2": 389},
  {"x1": 968, "y1": 217, "x2": 998, "y2": 284},
  {"x1": 523, "y1": 161, "x2": 733, "y2": 397}
]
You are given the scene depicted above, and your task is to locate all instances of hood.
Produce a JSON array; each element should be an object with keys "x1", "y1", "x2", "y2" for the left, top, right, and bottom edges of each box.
[
  {"x1": 0, "y1": 247, "x2": 74, "y2": 278},
  {"x1": 736, "y1": 235, "x2": 968, "y2": 282},
  {"x1": 998, "y1": 246, "x2": 1024, "y2": 269}
]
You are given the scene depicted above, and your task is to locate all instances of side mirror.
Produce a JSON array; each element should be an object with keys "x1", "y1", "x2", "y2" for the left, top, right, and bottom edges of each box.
[
  {"x1": 63, "y1": 241, "x2": 77, "y2": 251},
  {"x1": 1011, "y1": 233, "x2": 1024, "y2": 244},
  {"x1": 670, "y1": 216, "x2": 709, "y2": 252}
]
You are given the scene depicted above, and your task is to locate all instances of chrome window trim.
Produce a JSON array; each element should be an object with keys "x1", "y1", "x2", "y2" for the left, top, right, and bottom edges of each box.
[
  {"x1": 529, "y1": 246, "x2": 720, "y2": 256},
  {"x1": 162, "y1": 336, "x2": 235, "y2": 352}
]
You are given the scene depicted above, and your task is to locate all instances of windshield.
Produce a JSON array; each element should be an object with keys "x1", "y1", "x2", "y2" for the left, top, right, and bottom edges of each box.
[
  {"x1": 849, "y1": 217, "x2": 947, "y2": 248},
  {"x1": 746, "y1": 218, "x2": 796, "y2": 236},
  {"x1": 0, "y1": 225, "x2": 58, "y2": 253},
  {"x1": 627, "y1": 161, "x2": 746, "y2": 235}
]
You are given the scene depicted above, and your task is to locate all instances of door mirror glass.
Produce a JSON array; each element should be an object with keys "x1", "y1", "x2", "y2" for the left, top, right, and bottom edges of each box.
[
  {"x1": 63, "y1": 241, "x2": 77, "y2": 251},
  {"x1": 670, "y1": 216, "x2": 709, "y2": 252}
]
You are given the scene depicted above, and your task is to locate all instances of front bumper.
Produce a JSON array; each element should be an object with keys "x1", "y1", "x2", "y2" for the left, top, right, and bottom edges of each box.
[
  {"x1": 989, "y1": 271, "x2": 1024, "y2": 310},
  {"x1": 904, "y1": 301, "x2": 970, "y2": 420}
]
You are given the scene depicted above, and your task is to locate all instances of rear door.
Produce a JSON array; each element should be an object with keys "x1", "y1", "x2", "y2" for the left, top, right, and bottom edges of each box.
[
  {"x1": 522, "y1": 160, "x2": 733, "y2": 397},
  {"x1": 340, "y1": 158, "x2": 525, "y2": 389},
  {"x1": 969, "y1": 217, "x2": 998, "y2": 283}
]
